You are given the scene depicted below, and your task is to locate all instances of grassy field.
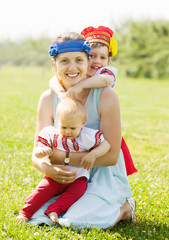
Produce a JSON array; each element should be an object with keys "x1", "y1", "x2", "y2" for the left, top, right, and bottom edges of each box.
[{"x1": 0, "y1": 66, "x2": 169, "y2": 239}]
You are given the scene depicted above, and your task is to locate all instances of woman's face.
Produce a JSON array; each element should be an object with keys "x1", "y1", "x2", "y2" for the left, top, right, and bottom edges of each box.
[
  {"x1": 87, "y1": 45, "x2": 109, "y2": 77},
  {"x1": 54, "y1": 52, "x2": 88, "y2": 89}
]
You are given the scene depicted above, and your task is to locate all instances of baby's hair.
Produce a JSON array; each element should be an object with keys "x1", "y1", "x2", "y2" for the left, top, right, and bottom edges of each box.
[{"x1": 56, "y1": 97, "x2": 87, "y2": 123}]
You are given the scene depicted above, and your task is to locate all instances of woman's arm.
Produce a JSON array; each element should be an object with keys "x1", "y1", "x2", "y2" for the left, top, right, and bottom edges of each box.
[
  {"x1": 94, "y1": 87, "x2": 121, "y2": 166},
  {"x1": 32, "y1": 90, "x2": 53, "y2": 171},
  {"x1": 32, "y1": 90, "x2": 77, "y2": 183},
  {"x1": 51, "y1": 87, "x2": 121, "y2": 167}
]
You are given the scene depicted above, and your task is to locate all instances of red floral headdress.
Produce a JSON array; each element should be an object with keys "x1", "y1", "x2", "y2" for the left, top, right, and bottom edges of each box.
[{"x1": 81, "y1": 26, "x2": 117, "y2": 57}]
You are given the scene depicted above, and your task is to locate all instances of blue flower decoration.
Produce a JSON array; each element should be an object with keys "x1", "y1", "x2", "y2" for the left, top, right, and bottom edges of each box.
[
  {"x1": 48, "y1": 44, "x2": 58, "y2": 57},
  {"x1": 82, "y1": 41, "x2": 91, "y2": 55}
]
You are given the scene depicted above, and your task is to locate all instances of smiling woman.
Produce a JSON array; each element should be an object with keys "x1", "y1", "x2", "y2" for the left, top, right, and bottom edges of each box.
[
  {"x1": 16, "y1": 31, "x2": 135, "y2": 229},
  {"x1": 48, "y1": 33, "x2": 90, "y2": 89}
]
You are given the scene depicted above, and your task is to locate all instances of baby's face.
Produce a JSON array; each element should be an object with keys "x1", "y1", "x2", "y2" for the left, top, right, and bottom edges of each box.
[
  {"x1": 58, "y1": 114, "x2": 85, "y2": 140},
  {"x1": 87, "y1": 45, "x2": 109, "y2": 77}
]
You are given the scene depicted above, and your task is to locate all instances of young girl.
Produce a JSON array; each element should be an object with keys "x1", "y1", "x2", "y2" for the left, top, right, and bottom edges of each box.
[
  {"x1": 16, "y1": 98, "x2": 110, "y2": 224},
  {"x1": 49, "y1": 26, "x2": 137, "y2": 176}
]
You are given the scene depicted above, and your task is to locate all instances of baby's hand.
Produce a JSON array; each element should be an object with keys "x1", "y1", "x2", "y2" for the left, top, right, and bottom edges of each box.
[
  {"x1": 66, "y1": 85, "x2": 83, "y2": 98},
  {"x1": 34, "y1": 146, "x2": 53, "y2": 158},
  {"x1": 80, "y1": 152, "x2": 96, "y2": 170}
]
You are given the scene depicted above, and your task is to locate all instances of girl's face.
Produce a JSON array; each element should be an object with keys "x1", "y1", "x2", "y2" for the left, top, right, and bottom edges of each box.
[
  {"x1": 87, "y1": 45, "x2": 109, "y2": 77},
  {"x1": 54, "y1": 52, "x2": 88, "y2": 90}
]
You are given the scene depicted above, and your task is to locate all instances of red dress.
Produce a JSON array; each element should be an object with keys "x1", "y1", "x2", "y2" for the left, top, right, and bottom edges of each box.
[{"x1": 121, "y1": 137, "x2": 138, "y2": 176}]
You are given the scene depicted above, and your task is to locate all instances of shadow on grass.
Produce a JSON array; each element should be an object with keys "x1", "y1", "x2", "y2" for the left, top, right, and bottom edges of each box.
[
  {"x1": 41, "y1": 219, "x2": 169, "y2": 240},
  {"x1": 110, "y1": 219, "x2": 169, "y2": 240},
  {"x1": 6, "y1": 218, "x2": 168, "y2": 240}
]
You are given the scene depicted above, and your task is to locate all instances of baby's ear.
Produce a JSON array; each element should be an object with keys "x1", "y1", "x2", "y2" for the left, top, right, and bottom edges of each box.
[{"x1": 82, "y1": 120, "x2": 87, "y2": 127}]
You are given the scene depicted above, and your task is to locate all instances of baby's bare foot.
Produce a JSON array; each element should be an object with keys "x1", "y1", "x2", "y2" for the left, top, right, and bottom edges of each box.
[
  {"x1": 16, "y1": 215, "x2": 29, "y2": 224},
  {"x1": 47, "y1": 212, "x2": 58, "y2": 223}
]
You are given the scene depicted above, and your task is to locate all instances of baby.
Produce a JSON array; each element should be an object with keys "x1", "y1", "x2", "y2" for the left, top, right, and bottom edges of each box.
[{"x1": 16, "y1": 97, "x2": 110, "y2": 224}]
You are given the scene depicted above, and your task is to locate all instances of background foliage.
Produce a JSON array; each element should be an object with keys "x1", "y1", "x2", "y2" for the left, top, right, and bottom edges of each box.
[
  {"x1": 0, "y1": 20, "x2": 169, "y2": 79},
  {"x1": 115, "y1": 20, "x2": 169, "y2": 79}
]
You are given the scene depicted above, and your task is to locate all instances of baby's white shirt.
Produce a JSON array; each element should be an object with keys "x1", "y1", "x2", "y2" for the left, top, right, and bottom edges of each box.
[{"x1": 37, "y1": 126, "x2": 104, "y2": 179}]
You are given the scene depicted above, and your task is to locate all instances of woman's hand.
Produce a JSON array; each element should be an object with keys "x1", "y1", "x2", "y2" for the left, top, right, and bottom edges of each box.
[{"x1": 42, "y1": 162, "x2": 77, "y2": 184}]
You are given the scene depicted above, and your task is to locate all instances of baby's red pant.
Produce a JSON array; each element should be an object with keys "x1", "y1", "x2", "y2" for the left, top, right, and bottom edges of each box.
[{"x1": 20, "y1": 176, "x2": 87, "y2": 219}]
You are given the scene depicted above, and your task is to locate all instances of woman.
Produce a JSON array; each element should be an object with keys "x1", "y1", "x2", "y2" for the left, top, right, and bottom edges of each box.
[{"x1": 29, "y1": 32, "x2": 135, "y2": 228}]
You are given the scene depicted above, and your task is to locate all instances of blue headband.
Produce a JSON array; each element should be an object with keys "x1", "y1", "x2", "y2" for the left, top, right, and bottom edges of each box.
[{"x1": 48, "y1": 40, "x2": 91, "y2": 58}]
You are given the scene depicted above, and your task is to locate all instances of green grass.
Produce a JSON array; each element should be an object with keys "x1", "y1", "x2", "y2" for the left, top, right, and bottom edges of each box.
[{"x1": 0, "y1": 66, "x2": 169, "y2": 239}]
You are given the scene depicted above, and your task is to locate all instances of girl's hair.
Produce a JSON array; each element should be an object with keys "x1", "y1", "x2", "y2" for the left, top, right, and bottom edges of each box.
[
  {"x1": 52, "y1": 32, "x2": 85, "y2": 44},
  {"x1": 90, "y1": 42, "x2": 108, "y2": 49},
  {"x1": 56, "y1": 97, "x2": 87, "y2": 123}
]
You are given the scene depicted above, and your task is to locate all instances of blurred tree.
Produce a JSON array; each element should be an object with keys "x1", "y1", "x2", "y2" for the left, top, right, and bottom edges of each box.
[
  {"x1": 0, "y1": 38, "x2": 51, "y2": 67},
  {"x1": 114, "y1": 20, "x2": 169, "y2": 79},
  {"x1": 0, "y1": 20, "x2": 169, "y2": 79}
]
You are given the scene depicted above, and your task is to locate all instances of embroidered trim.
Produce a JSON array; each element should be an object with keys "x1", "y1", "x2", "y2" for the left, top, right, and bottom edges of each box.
[
  {"x1": 100, "y1": 68, "x2": 116, "y2": 82},
  {"x1": 62, "y1": 137, "x2": 70, "y2": 152},
  {"x1": 53, "y1": 134, "x2": 59, "y2": 148},
  {"x1": 72, "y1": 139, "x2": 79, "y2": 151},
  {"x1": 87, "y1": 32, "x2": 110, "y2": 47},
  {"x1": 37, "y1": 136, "x2": 50, "y2": 147},
  {"x1": 94, "y1": 130, "x2": 103, "y2": 146},
  {"x1": 81, "y1": 26, "x2": 117, "y2": 57}
]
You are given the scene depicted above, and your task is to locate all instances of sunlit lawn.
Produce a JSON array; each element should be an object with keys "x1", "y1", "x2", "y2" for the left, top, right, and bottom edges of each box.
[{"x1": 0, "y1": 66, "x2": 168, "y2": 239}]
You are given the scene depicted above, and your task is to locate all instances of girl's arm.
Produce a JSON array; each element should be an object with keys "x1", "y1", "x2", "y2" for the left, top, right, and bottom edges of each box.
[
  {"x1": 81, "y1": 74, "x2": 112, "y2": 88},
  {"x1": 49, "y1": 76, "x2": 66, "y2": 98},
  {"x1": 66, "y1": 66, "x2": 117, "y2": 98},
  {"x1": 66, "y1": 74, "x2": 112, "y2": 98}
]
